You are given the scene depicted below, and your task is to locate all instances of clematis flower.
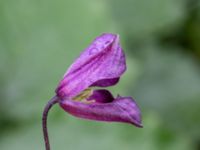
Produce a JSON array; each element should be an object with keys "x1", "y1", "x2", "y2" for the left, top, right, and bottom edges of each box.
[
  {"x1": 42, "y1": 33, "x2": 142, "y2": 150},
  {"x1": 56, "y1": 33, "x2": 142, "y2": 127}
]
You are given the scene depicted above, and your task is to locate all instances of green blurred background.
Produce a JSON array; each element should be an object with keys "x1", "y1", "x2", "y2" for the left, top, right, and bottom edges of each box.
[{"x1": 0, "y1": 0, "x2": 200, "y2": 149}]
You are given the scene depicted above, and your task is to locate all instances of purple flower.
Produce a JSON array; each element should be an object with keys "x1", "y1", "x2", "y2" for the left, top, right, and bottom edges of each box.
[{"x1": 55, "y1": 33, "x2": 142, "y2": 127}]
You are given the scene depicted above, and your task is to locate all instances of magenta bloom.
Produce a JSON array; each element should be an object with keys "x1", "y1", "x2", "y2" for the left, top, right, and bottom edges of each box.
[
  {"x1": 42, "y1": 33, "x2": 143, "y2": 150},
  {"x1": 55, "y1": 33, "x2": 142, "y2": 127}
]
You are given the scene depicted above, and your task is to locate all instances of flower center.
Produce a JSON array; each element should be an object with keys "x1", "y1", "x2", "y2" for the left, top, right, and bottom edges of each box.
[{"x1": 72, "y1": 88, "x2": 93, "y2": 102}]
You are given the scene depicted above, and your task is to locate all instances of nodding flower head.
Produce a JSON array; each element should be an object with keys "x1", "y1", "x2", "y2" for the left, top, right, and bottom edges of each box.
[{"x1": 55, "y1": 33, "x2": 142, "y2": 127}]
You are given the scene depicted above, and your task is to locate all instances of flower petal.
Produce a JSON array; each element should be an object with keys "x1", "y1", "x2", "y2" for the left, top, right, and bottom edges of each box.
[
  {"x1": 56, "y1": 33, "x2": 126, "y2": 98},
  {"x1": 59, "y1": 96, "x2": 142, "y2": 127},
  {"x1": 91, "y1": 78, "x2": 120, "y2": 87},
  {"x1": 87, "y1": 89, "x2": 114, "y2": 103}
]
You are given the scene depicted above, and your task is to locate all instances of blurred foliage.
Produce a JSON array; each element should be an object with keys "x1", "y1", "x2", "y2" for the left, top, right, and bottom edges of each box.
[
  {"x1": 109, "y1": 0, "x2": 185, "y2": 39},
  {"x1": 0, "y1": 0, "x2": 200, "y2": 150}
]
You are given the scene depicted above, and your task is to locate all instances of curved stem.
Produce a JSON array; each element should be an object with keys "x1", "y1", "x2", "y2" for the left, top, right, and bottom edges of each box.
[{"x1": 42, "y1": 96, "x2": 59, "y2": 150}]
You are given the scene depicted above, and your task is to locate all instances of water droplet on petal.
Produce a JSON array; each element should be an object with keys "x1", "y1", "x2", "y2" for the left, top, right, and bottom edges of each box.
[
  {"x1": 89, "y1": 48, "x2": 99, "y2": 55},
  {"x1": 105, "y1": 41, "x2": 110, "y2": 45}
]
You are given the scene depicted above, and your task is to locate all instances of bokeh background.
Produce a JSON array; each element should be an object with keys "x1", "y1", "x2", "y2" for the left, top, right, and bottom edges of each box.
[{"x1": 0, "y1": 0, "x2": 200, "y2": 150}]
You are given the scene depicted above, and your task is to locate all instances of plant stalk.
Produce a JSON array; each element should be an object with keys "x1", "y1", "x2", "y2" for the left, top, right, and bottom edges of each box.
[{"x1": 42, "y1": 96, "x2": 59, "y2": 150}]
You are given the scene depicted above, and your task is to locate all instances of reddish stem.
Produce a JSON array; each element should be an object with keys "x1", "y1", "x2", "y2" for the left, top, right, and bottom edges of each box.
[{"x1": 42, "y1": 96, "x2": 59, "y2": 150}]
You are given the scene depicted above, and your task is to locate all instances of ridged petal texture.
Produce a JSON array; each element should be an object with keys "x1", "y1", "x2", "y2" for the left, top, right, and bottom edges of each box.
[
  {"x1": 56, "y1": 33, "x2": 142, "y2": 127},
  {"x1": 60, "y1": 90, "x2": 142, "y2": 127},
  {"x1": 56, "y1": 33, "x2": 126, "y2": 98}
]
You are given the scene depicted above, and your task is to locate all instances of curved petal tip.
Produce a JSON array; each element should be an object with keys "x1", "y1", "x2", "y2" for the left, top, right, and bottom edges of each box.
[{"x1": 59, "y1": 96, "x2": 142, "y2": 128}]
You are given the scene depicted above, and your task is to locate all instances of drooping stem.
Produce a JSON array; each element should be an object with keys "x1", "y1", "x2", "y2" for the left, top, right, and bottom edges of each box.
[{"x1": 42, "y1": 96, "x2": 59, "y2": 150}]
